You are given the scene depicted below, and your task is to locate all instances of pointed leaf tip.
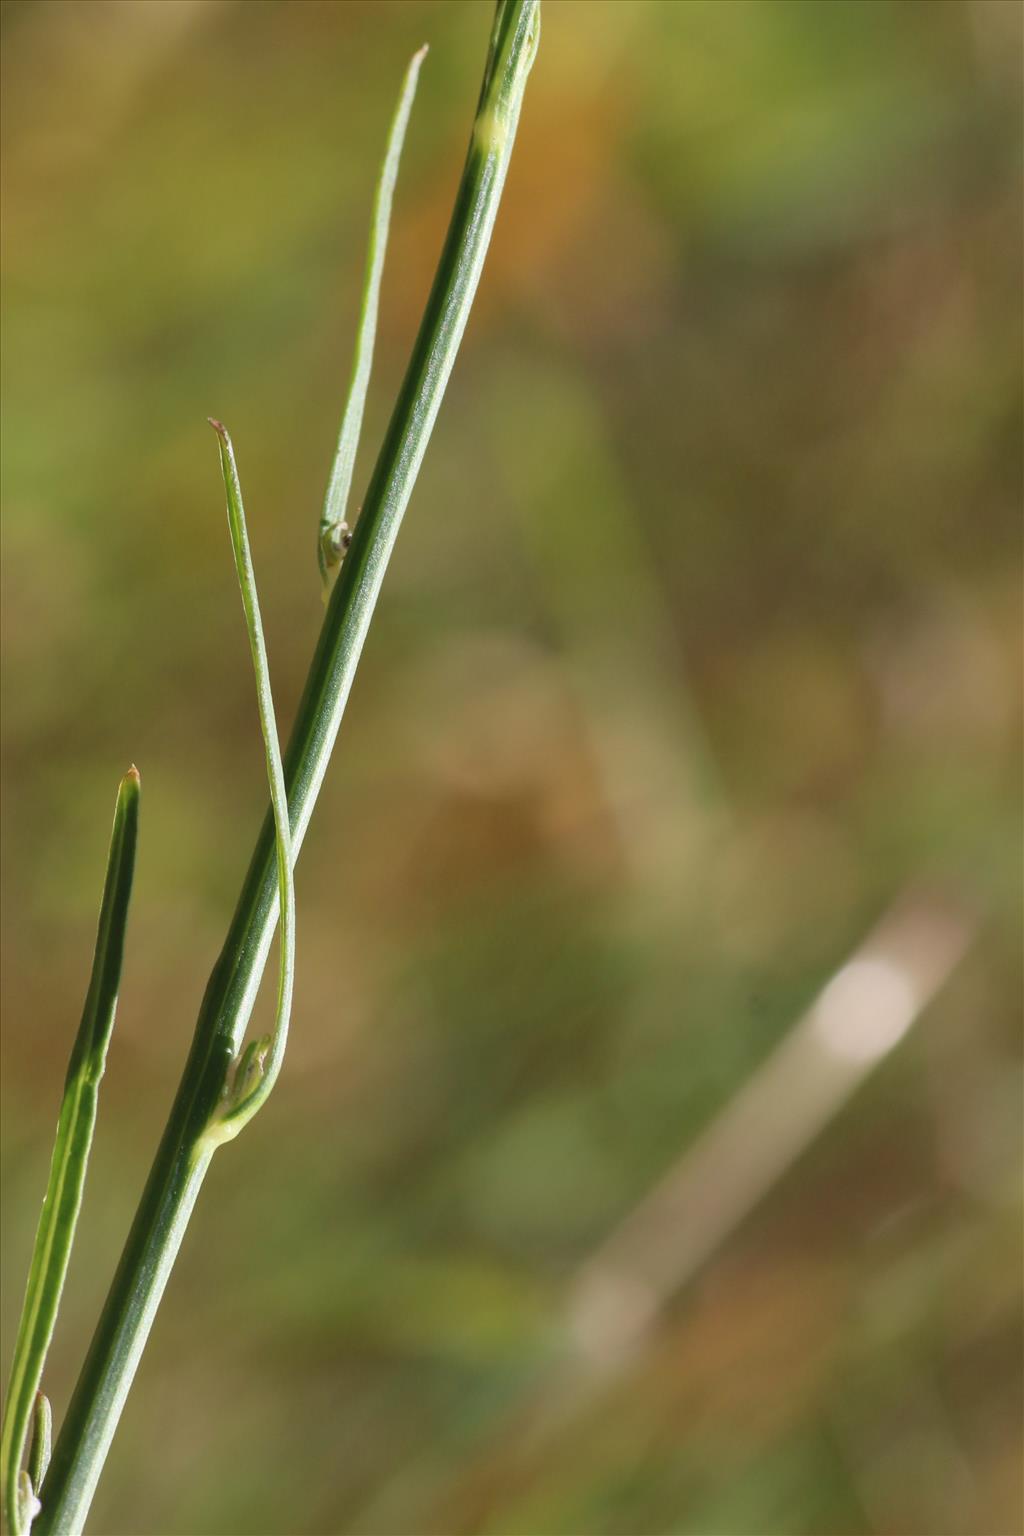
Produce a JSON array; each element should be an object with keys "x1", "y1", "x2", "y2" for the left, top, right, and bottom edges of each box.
[
  {"x1": 207, "y1": 417, "x2": 229, "y2": 442},
  {"x1": 28, "y1": 1392, "x2": 51, "y2": 1492},
  {"x1": 118, "y1": 766, "x2": 141, "y2": 807}
]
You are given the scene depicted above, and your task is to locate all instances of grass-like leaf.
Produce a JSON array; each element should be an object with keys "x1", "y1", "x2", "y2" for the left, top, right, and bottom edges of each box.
[
  {"x1": 207, "y1": 420, "x2": 295, "y2": 1141},
  {"x1": 0, "y1": 769, "x2": 139, "y2": 1536},
  {"x1": 317, "y1": 44, "x2": 428, "y2": 592}
]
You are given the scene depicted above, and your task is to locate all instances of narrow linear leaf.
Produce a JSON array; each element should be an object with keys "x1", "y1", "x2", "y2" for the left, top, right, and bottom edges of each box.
[
  {"x1": 207, "y1": 420, "x2": 295, "y2": 1140},
  {"x1": 317, "y1": 43, "x2": 428, "y2": 590},
  {"x1": 0, "y1": 769, "x2": 139, "y2": 1536}
]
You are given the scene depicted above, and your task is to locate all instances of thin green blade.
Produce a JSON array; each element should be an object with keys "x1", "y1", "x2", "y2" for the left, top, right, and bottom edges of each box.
[
  {"x1": 0, "y1": 769, "x2": 139, "y2": 1536},
  {"x1": 317, "y1": 44, "x2": 428, "y2": 590},
  {"x1": 207, "y1": 421, "x2": 295, "y2": 1141}
]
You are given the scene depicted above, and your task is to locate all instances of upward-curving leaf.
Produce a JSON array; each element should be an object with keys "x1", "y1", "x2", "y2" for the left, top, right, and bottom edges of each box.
[
  {"x1": 0, "y1": 769, "x2": 140, "y2": 1536},
  {"x1": 317, "y1": 44, "x2": 428, "y2": 592}
]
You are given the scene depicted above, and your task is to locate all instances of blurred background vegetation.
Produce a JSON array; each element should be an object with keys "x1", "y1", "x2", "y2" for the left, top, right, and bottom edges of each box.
[{"x1": 1, "y1": 2, "x2": 1021, "y2": 1533}]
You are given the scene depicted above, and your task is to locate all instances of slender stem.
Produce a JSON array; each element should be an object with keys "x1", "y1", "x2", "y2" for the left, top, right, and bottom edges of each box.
[{"x1": 34, "y1": 5, "x2": 539, "y2": 1533}]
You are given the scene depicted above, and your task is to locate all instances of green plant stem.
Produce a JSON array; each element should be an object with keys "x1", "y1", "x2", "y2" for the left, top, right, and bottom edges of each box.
[{"x1": 33, "y1": 4, "x2": 538, "y2": 1533}]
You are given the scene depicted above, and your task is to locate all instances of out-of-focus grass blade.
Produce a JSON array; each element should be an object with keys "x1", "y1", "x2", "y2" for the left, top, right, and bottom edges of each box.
[
  {"x1": 207, "y1": 420, "x2": 294, "y2": 1141},
  {"x1": 0, "y1": 769, "x2": 139, "y2": 1536},
  {"x1": 317, "y1": 44, "x2": 428, "y2": 592}
]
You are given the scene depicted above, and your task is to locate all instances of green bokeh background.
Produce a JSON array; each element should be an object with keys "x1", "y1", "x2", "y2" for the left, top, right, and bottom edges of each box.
[{"x1": 1, "y1": 3, "x2": 1021, "y2": 1533}]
